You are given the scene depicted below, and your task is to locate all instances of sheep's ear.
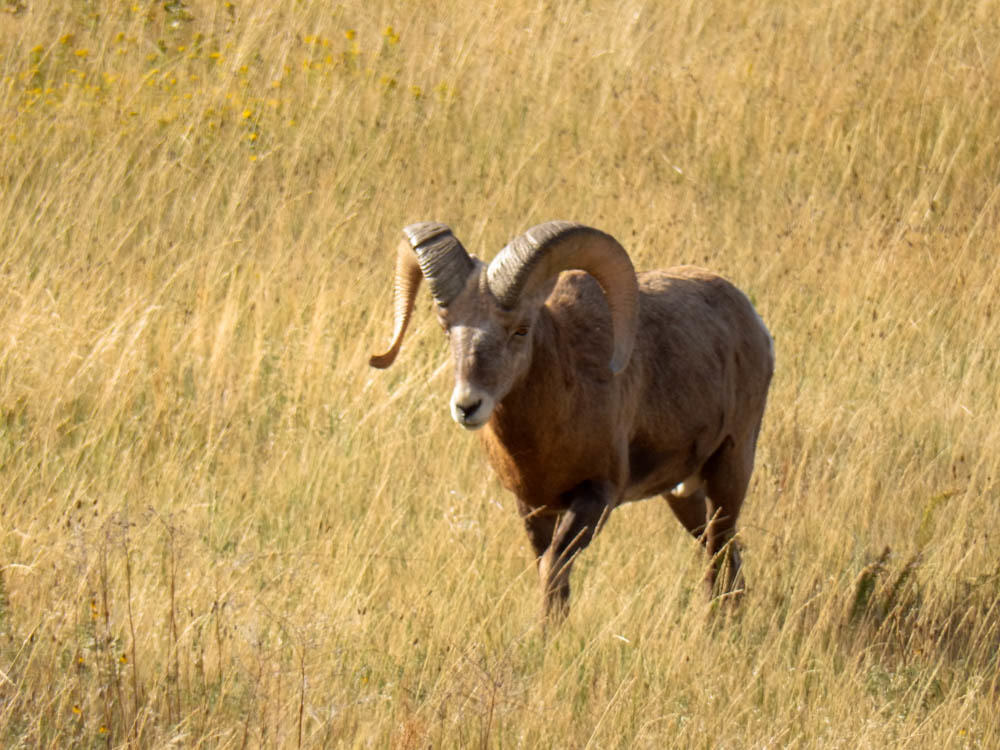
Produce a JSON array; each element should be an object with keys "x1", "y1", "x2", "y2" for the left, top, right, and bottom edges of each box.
[{"x1": 487, "y1": 222, "x2": 639, "y2": 373}]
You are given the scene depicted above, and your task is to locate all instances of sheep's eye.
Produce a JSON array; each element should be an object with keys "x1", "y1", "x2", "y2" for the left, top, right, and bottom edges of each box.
[{"x1": 513, "y1": 325, "x2": 529, "y2": 337}]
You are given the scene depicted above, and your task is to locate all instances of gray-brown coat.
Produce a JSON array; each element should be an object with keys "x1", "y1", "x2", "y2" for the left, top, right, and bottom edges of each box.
[{"x1": 370, "y1": 221, "x2": 774, "y2": 617}]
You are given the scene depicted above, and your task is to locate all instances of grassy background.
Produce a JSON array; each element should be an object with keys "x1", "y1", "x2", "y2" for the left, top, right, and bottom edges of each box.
[{"x1": 2, "y1": 0, "x2": 999, "y2": 746}]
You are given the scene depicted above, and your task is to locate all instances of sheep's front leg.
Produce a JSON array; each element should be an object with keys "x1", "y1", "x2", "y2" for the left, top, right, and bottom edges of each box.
[
  {"x1": 517, "y1": 498, "x2": 557, "y2": 562},
  {"x1": 537, "y1": 482, "x2": 611, "y2": 619}
]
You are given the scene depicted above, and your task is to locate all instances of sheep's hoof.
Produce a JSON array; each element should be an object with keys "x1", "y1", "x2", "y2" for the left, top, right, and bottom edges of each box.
[{"x1": 540, "y1": 582, "x2": 571, "y2": 626}]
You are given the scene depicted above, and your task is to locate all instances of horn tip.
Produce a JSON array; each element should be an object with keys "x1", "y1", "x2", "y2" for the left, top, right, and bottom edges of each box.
[
  {"x1": 369, "y1": 350, "x2": 397, "y2": 369},
  {"x1": 609, "y1": 347, "x2": 633, "y2": 375}
]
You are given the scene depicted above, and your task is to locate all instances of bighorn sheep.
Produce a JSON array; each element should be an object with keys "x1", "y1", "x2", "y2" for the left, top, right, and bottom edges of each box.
[{"x1": 370, "y1": 221, "x2": 774, "y2": 617}]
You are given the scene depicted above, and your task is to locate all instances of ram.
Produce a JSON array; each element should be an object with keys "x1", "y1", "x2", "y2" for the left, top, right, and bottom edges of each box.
[{"x1": 370, "y1": 221, "x2": 774, "y2": 617}]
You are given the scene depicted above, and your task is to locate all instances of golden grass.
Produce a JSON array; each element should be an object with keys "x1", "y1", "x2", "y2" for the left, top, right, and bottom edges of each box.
[{"x1": 1, "y1": 0, "x2": 999, "y2": 746}]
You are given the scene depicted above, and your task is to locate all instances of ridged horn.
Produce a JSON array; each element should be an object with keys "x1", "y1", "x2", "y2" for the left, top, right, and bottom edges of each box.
[
  {"x1": 405, "y1": 222, "x2": 475, "y2": 308},
  {"x1": 369, "y1": 222, "x2": 474, "y2": 369},
  {"x1": 486, "y1": 222, "x2": 639, "y2": 374}
]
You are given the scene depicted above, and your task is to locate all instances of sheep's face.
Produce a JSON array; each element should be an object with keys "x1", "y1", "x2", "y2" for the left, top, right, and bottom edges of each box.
[{"x1": 437, "y1": 271, "x2": 537, "y2": 430}]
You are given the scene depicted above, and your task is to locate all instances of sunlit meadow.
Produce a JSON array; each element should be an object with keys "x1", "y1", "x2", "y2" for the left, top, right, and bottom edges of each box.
[{"x1": 1, "y1": 0, "x2": 999, "y2": 747}]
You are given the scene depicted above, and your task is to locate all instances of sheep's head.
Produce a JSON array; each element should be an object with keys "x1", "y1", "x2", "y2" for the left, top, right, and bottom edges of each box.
[{"x1": 370, "y1": 221, "x2": 639, "y2": 430}]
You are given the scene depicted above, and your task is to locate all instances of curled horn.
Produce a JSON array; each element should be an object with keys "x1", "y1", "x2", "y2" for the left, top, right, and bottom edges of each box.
[
  {"x1": 369, "y1": 222, "x2": 474, "y2": 369},
  {"x1": 487, "y1": 221, "x2": 639, "y2": 374}
]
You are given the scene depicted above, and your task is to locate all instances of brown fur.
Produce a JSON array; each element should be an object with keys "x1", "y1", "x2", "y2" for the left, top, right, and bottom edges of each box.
[
  {"x1": 439, "y1": 264, "x2": 774, "y2": 617},
  {"x1": 484, "y1": 268, "x2": 771, "y2": 504}
]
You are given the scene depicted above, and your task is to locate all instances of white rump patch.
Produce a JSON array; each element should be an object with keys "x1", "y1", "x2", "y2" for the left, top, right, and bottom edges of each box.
[{"x1": 670, "y1": 474, "x2": 704, "y2": 498}]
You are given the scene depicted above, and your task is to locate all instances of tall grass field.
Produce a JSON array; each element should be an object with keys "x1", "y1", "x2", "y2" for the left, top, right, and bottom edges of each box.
[{"x1": 2, "y1": 1, "x2": 999, "y2": 746}]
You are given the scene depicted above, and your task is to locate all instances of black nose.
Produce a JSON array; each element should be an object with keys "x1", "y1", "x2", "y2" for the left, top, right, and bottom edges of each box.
[{"x1": 456, "y1": 399, "x2": 482, "y2": 420}]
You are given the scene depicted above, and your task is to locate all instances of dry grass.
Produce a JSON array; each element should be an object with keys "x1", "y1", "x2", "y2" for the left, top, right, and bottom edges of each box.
[{"x1": 1, "y1": 0, "x2": 999, "y2": 746}]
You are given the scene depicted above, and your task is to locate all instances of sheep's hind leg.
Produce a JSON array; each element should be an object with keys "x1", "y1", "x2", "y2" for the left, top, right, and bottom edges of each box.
[
  {"x1": 537, "y1": 481, "x2": 611, "y2": 619},
  {"x1": 664, "y1": 483, "x2": 745, "y2": 599},
  {"x1": 701, "y1": 437, "x2": 753, "y2": 598},
  {"x1": 663, "y1": 483, "x2": 709, "y2": 541}
]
